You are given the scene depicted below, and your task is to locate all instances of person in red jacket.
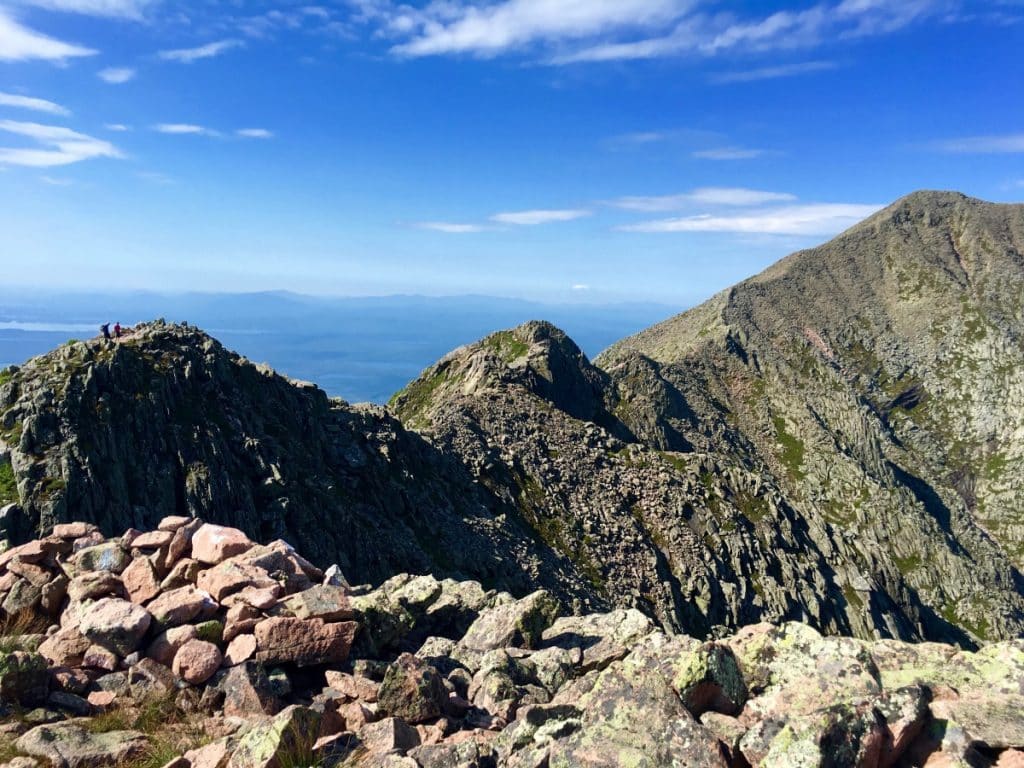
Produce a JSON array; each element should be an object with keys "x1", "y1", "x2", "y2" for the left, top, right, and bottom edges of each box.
[{"x1": 114, "y1": 322, "x2": 122, "y2": 339}]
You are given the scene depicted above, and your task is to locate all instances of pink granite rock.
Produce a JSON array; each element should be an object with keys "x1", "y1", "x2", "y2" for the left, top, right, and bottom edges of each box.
[
  {"x1": 173, "y1": 640, "x2": 223, "y2": 685},
  {"x1": 191, "y1": 524, "x2": 254, "y2": 565}
]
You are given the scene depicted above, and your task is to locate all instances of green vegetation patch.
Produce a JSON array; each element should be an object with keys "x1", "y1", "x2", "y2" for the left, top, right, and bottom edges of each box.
[
  {"x1": 0, "y1": 368, "x2": 13, "y2": 387},
  {"x1": 0, "y1": 460, "x2": 16, "y2": 504},
  {"x1": 772, "y1": 416, "x2": 806, "y2": 480},
  {"x1": 388, "y1": 363, "x2": 459, "y2": 424},
  {"x1": 484, "y1": 331, "x2": 529, "y2": 363}
]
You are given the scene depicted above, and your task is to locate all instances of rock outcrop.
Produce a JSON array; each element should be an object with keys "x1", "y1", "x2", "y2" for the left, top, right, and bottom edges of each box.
[{"x1": 0, "y1": 520, "x2": 1020, "y2": 767}]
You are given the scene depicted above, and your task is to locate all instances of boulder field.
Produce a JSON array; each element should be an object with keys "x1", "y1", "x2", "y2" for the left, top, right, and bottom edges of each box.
[{"x1": 0, "y1": 518, "x2": 1020, "y2": 767}]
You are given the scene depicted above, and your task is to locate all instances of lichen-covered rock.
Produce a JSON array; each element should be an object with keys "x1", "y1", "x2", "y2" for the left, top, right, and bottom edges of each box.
[
  {"x1": 0, "y1": 651, "x2": 48, "y2": 706},
  {"x1": 545, "y1": 657, "x2": 730, "y2": 768},
  {"x1": 541, "y1": 609, "x2": 654, "y2": 673},
  {"x1": 220, "y1": 661, "x2": 283, "y2": 717},
  {"x1": 459, "y1": 591, "x2": 560, "y2": 655},
  {"x1": 226, "y1": 705, "x2": 320, "y2": 768},
  {"x1": 667, "y1": 642, "x2": 748, "y2": 717},
  {"x1": 378, "y1": 653, "x2": 449, "y2": 724},
  {"x1": 16, "y1": 722, "x2": 147, "y2": 768}
]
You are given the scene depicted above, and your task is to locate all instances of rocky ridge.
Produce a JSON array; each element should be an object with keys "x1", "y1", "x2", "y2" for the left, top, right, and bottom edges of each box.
[
  {"x1": 392, "y1": 191, "x2": 1024, "y2": 645},
  {"x1": 0, "y1": 321, "x2": 595, "y2": 611},
  {"x1": 0, "y1": 190, "x2": 1022, "y2": 651},
  {"x1": 0, "y1": 518, "x2": 1022, "y2": 767}
]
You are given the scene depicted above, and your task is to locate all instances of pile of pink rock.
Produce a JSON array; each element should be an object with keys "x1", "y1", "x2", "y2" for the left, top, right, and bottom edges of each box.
[{"x1": 1, "y1": 518, "x2": 1023, "y2": 768}]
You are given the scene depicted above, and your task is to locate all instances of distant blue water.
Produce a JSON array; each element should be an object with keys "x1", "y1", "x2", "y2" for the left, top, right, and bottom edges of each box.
[{"x1": 0, "y1": 294, "x2": 680, "y2": 404}]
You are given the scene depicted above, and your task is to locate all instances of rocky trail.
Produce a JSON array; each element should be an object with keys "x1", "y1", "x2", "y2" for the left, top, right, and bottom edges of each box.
[{"x1": 0, "y1": 518, "x2": 1020, "y2": 767}]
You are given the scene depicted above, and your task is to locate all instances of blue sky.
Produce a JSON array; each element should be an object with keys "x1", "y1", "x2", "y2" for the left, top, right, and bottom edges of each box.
[{"x1": 0, "y1": 0, "x2": 1022, "y2": 305}]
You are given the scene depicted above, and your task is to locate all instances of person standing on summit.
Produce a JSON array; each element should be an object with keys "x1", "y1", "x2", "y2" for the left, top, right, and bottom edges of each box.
[
  {"x1": 100, "y1": 323, "x2": 111, "y2": 340},
  {"x1": 114, "y1": 322, "x2": 122, "y2": 339}
]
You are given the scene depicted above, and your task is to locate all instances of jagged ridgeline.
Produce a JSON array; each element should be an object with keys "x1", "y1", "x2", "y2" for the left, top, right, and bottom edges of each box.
[{"x1": 2, "y1": 191, "x2": 1023, "y2": 647}]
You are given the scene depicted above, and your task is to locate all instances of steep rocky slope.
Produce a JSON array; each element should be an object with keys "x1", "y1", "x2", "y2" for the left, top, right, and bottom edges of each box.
[
  {"x1": 393, "y1": 191, "x2": 1024, "y2": 645},
  {"x1": 0, "y1": 322, "x2": 596, "y2": 609}
]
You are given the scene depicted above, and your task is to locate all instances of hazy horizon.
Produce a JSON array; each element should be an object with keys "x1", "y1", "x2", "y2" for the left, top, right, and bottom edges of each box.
[{"x1": 0, "y1": 291, "x2": 683, "y2": 403}]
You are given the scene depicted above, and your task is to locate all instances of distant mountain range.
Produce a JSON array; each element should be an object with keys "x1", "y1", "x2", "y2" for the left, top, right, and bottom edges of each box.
[
  {"x1": 0, "y1": 292, "x2": 679, "y2": 404},
  {"x1": 1, "y1": 191, "x2": 1022, "y2": 649}
]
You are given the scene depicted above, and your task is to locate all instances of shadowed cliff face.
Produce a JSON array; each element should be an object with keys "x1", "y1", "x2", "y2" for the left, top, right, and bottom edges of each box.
[
  {"x1": 0, "y1": 322, "x2": 601, "y2": 611},
  {"x1": 1, "y1": 191, "x2": 1022, "y2": 648}
]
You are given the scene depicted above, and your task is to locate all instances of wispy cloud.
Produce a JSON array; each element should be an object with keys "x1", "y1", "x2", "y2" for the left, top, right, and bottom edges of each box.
[
  {"x1": 491, "y1": 209, "x2": 591, "y2": 225},
  {"x1": 98, "y1": 67, "x2": 136, "y2": 84},
  {"x1": 621, "y1": 203, "x2": 883, "y2": 236},
  {"x1": 40, "y1": 174, "x2": 73, "y2": 185},
  {"x1": 930, "y1": 133, "x2": 1024, "y2": 153},
  {"x1": 0, "y1": 91, "x2": 69, "y2": 116},
  {"x1": 0, "y1": 8, "x2": 96, "y2": 62},
  {"x1": 236, "y1": 128, "x2": 274, "y2": 139},
  {"x1": 385, "y1": 0, "x2": 689, "y2": 58},
  {"x1": 153, "y1": 123, "x2": 215, "y2": 136},
  {"x1": 158, "y1": 39, "x2": 242, "y2": 63},
  {"x1": 104, "y1": 123, "x2": 130, "y2": 131},
  {"x1": 571, "y1": 283, "x2": 591, "y2": 291},
  {"x1": 416, "y1": 222, "x2": 487, "y2": 234},
  {"x1": 137, "y1": 170, "x2": 174, "y2": 185},
  {"x1": 710, "y1": 59, "x2": 838, "y2": 84},
  {"x1": 611, "y1": 187, "x2": 797, "y2": 211},
  {"x1": 0, "y1": 120, "x2": 121, "y2": 167},
  {"x1": 17, "y1": 0, "x2": 154, "y2": 19},
  {"x1": 692, "y1": 147, "x2": 765, "y2": 160},
  {"x1": 358, "y1": 0, "x2": 952, "y2": 64}
]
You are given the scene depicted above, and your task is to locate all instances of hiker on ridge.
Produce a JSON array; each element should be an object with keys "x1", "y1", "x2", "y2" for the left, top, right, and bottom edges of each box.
[
  {"x1": 114, "y1": 322, "x2": 122, "y2": 339},
  {"x1": 100, "y1": 323, "x2": 111, "y2": 341}
]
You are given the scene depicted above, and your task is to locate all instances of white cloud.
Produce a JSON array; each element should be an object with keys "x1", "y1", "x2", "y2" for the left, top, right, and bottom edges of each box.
[
  {"x1": 612, "y1": 187, "x2": 797, "y2": 211},
  {"x1": 711, "y1": 60, "x2": 838, "y2": 84},
  {"x1": 236, "y1": 128, "x2": 274, "y2": 139},
  {"x1": 491, "y1": 209, "x2": 591, "y2": 225},
  {"x1": 359, "y1": 0, "x2": 951, "y2": 63},
  {"x1": 571, "y1": 283, "x2": 590, "y2": 291},
  {"x1": 40, "y1": 174, "x2": 73, "y2": 185},
  {"x1": 388, "y1": 0, "x2": 690, "y2": 58},
  {"x1": 98, "y1": 67, "x2": 136, "y2": 84},
  {"x1": 0, "y1": 91, "x2": 69, "y2": 116},
  {"x1": 0, "y1": 120, "x2": 121, "y2": 167},
  {"x1": 16, "y1": 0, "x2": 154, "y2": 19},
  {"x1": 0, "y1": 8, "x2": 96, "y2": 62},
  {"x1": 416, "y1": 222, "x2": 487, "y2": 233},
  {"x1": 153, "y1": 123, "x2": 213, "y2": 135},
  {"x1": 693, "y1": 147, "x2": 765, "y2": 160},
  {"x1": 158, "y1": 39, "x2": 242, "y2": 63},
  {"x1": 620, "y1": 203, "x2": 884, "y2": 236},
  {"x1": 105, "y1": 123, "x2": 130, "y2": 131},
  {"x1": 930, "y1": 133, "x2": 1024, "y2": 153}
]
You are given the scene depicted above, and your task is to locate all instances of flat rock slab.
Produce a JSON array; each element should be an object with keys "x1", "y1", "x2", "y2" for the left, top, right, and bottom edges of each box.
[
  {"x1": 16, "y1": 722, "x2": 147, "y2": 768},
  {"x1": 192, "y1": 524, "x2": 254, "y2": 565},
  {"x1": 255, "y1": 617, "x2": 358, "y2": 667},
  {"x1": 273, "y1": 584, "x2": 354, "y2": 621},
  {"x1": 78, "y1": 598, "x2": 151, "y2": 657}
]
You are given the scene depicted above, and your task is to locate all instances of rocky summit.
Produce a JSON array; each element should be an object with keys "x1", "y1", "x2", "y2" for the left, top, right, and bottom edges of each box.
[{"x1": 0, "y1": 518, "x2": 1020, "y2": 768}]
